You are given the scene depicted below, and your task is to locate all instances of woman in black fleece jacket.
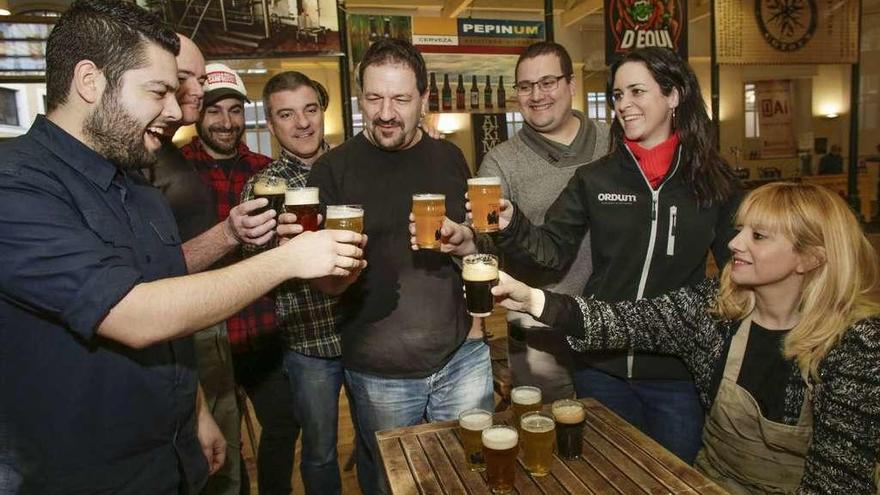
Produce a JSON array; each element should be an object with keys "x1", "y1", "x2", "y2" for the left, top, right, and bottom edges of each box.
[{"x1": 491, "y1": 182, "x2": 880, "y2": 494}]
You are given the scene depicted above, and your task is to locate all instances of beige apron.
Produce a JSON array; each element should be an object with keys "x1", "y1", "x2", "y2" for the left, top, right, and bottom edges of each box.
[{"x1": 695, "y1": 318, "x2": 813, "y2": 494}]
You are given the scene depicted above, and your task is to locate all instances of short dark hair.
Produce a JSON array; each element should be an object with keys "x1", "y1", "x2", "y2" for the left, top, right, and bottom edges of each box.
[
  {"x1": 262, "y1": 71, "x2": 329, "y2": 115},
  {"x1": 357, "y1": 38, "x2": 427, "y2": 95},
  {"x1": 515, "y1": 42, "x2": 574, "y2": 83},
  {"x1": 45, "y1": 0, "x2": 180, "y2": 112}
]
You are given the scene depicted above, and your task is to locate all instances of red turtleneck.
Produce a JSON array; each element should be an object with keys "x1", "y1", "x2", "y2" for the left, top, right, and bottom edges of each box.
[{"x1": 625, "y1": 133, "x2": 680, "y2": 189}]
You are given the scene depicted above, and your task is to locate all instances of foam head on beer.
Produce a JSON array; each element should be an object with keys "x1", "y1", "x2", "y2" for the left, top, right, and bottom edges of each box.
[
  {"x1": 460, "y1": 409, "x2": 493, "y2": 431},
  {"x1": 511, "y1": 386, "x2": 541, "y2": 406},
  {"x1": 482, "y1": 425, "x2": 518, "y2": 450},
  {"x1": 552, "y1": 401, "x2": 586, "y2": 424},
  {"x1": 461, "y1": 254, "x2": 499, "y2": 282},
  {"x1": 285, "y1": 187, "x2": 319, "y2": 206},
  {"x1": 254, "y1": 176, "x2": 287, "y2": 195}
]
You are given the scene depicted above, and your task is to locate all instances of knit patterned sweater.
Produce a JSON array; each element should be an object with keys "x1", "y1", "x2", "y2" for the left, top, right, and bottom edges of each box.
[{"x1": 539, "y1": 278, "x2": 880, "y2": 494}]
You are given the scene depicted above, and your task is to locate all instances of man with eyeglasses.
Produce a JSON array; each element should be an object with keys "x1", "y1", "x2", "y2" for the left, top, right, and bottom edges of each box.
[{"x1": 476, "y1": 41, "x2": 610, "y2": 402}]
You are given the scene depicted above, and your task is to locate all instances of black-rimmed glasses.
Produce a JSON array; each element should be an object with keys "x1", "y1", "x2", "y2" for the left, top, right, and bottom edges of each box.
[{"x1": 513, "y1": 75, "x2": 568, "y2": 96}]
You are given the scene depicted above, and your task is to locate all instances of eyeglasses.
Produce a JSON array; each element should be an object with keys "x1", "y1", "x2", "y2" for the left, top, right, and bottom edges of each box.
[{"x1": 513, "y1": 75, "x2": 568, "y2": 96}]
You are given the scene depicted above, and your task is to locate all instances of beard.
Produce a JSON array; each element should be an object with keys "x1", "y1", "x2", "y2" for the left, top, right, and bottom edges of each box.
[
  {"x1": 196, "y1": 120, "x2": 244, "y2": 156},
  {"x1": 84, "y1": 89, "x2": 158, "y2": 170}
]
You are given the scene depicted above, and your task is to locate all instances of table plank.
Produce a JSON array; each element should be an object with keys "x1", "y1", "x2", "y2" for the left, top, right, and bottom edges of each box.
[
  {"x1": 378, "y1": 437, "x2": 419, "y2": 495},
  {"x1": 418, "y1": 432, "x2": 469, "y2": 494},
  {"x1": 400, "y1": 435, "x2": 444, "y2": 495},
  {"x1": 437, "y1": 429, "x2": 491, "y2": 494}
]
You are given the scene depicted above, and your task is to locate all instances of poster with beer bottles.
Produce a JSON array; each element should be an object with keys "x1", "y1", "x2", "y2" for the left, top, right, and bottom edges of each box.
[
  {"x1": 604, "y1": 0, "x2": 688, "y2": 64},
  {"x1": 347, "y1": 14, "x2": 412, "y2": 69}
]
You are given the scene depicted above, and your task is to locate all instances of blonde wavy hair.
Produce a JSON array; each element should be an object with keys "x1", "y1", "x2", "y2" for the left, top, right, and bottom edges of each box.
[{"x1": 713, "y1": 182, "x2": 880, "y2": 380}]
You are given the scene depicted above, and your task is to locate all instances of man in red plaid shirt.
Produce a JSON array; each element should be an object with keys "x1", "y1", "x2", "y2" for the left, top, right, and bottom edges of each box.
[{"x1": 182, "y1": 63, "x2": 298, "y2": 495}]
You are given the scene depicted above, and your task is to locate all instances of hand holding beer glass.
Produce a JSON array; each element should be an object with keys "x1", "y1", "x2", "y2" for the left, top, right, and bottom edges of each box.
[
  {"x1": 482, "y1": 425, "x2": 518, "y2": 494},
  {"x1": 458, "y1": 408, "x2": 492, "y2": 472},
  {"x1": 462, "y1": 254, "x2": 499, "y2": 317}
]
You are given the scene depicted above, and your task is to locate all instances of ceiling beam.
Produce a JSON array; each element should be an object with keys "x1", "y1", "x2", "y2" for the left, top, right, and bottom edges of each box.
[
  {"x1": 561, "y1": 0, "x2": 602, "y2": 26},
  {"x1": 442, "y1": 0, "x2": 471, "y2": 18}
]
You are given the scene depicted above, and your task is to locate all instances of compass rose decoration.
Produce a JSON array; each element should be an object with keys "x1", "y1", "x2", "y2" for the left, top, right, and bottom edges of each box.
[{"x1": 755, "y1": 0, "x2": 818, "y2": 51}]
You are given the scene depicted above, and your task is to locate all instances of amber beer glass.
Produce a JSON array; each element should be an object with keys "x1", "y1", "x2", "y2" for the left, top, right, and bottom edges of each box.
[
  {"x1": 253, "y1": 175, "x2": 286, "y2": 215},
  {"x1": 511, "y1": 386, "x2": 542, "y2": 433},
  {"x1": 482, "y1": 425, "x2": 518, "y2": 494},
  {"x1": 468, "y1": 177, "x2": 501, "y2": 233},
  {"x1": 412, "y1": 193, "x2": 445, "y2": 250},
  {"x1": 462, "y1": 254, "x2": 498, "y2": 317},
  {"x1": 552, "y1": 399, "x2": 586, "y2": 460},
  {"x1": 458, "y1": 408, "x2": 492, "y2": 472},
  {"x1": 284, "y1": 187, "x2": 320, "y2": 232},
  {"x1": 520, "y1": 411, "x2": 555, "y2": 477},
  {"x1": 324, "y1": 205, "x2": 363, "y2": 233}
]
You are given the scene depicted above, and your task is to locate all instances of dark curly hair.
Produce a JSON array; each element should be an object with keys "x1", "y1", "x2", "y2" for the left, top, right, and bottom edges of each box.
[{"x1": 357, "y1": 38, "x2": 428, "y2": 95}]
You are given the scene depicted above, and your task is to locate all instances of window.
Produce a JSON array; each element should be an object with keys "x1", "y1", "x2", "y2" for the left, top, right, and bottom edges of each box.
[
  {"x1": 744, "y1": 83, "x2": 760, "y2": 138},
  {"x1": 244, "y1": 100, "x2": 273, "y2": 157},
  {"x1": 505, "y1": 111, "x2": 524, "y2": 137},
  {"x1": 351, "y1": 96, "x2": 364, "y2": 136},
  {"x1": 585, "y1": 92, "x2": 608, "y2": 121},
  {"x1": 0, "y1": 88, "x2": 20, "y2": 127}
]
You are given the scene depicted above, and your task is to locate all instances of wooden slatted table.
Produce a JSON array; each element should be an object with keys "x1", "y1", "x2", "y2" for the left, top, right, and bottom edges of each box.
[{"x1": 377, "y1": 398, "x2": 726, "y2": 494}]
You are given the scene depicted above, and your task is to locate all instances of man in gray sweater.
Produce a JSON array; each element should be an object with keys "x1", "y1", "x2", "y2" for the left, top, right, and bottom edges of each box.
[{"x1": 478, "y1": 42, "x2": 609, "y2": 401}]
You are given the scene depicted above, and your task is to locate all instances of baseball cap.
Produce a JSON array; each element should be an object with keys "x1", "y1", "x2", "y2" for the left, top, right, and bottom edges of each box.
[{"x1": 203, "y1": 63, "x2": 251, "y2": 106}]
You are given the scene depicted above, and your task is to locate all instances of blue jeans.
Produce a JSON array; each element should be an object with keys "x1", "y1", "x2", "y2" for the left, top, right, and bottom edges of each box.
[
  {"x1": 346, "y1": 338, "x2": 493, "y2": 495},
  {"x1": 573, "y1": 367, "x2": 704, "y2": 464},
  {"x1": 282, "y1": 351, "x2": 345, "y2": 495}
]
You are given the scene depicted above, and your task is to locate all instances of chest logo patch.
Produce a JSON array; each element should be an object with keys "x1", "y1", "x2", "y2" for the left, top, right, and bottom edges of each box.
[{"x1": 597, "y1": 192, "x2": 638, "y2": 204}]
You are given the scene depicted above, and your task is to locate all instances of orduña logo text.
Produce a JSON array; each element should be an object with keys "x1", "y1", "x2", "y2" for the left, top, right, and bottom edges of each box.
[{"x1": 597, "y1": 192, "x2": 637, "y2": 204}]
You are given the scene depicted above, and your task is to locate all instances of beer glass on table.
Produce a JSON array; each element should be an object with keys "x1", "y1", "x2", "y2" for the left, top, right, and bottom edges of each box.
[
  {"x1": 552, "y1": 399, "x2": 586, "y2": 460},
  {"x1": 510, "y1": 386, "x2": 542, "y2": 434},
  {"x1": 468, "y1": 177, "x2": 501, "y2": 233},
  {"x1": 284, "y1": 187, "x2": 320, "y2": 232},
  {"x1": 253, "y1": 175, "x2": 286, "y2": 215},
  {"x1": 462, "y1": 254, "x2": 499, "y2": 317},
  {"x1": 412, "y1": 193, "x2": 445, "y2": 250},
  {"x1": 325, "y1": 205, "x2": 364, "y2": 233},
  {"x1": 458, "y1": 408, "x2": 492, "y2": 472},
  {"x1": 520, "y1": 411, "x2": 555, "y2": 477},
  {"x1": 482, "y1": 425, "x2": 518, "y2": 494}
]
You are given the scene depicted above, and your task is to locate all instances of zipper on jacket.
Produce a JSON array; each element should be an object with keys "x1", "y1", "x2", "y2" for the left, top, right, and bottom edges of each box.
[
  {"x1": 666, "y1": 206, "x2": 678, "y2": 256},
  {"x1": 623, "y1": 145, "x2": 682, "y2": 378}
]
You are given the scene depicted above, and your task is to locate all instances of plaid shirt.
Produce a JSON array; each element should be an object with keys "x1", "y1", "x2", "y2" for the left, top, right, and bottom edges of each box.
[
  {"x1": 180, "y1": 137, "x2": 276, "y2": 354},
  {"x1": 240, "y1": 145, "x2": 342, "y2": 358}
]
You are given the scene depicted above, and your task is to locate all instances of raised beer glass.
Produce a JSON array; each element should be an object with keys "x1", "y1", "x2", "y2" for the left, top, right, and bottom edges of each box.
[
  {"x1": 482, "y1": 425, "x2": 518, "y2": 494},
  {"x1": 458, "y1": 408, "x2": 492, "y2": 472},
  {"x1": 510, "y1": 386, "x2": 542, "y2": 434},
  {"x1": 551, "y1": 399, "x2": 586, "y2": 460},
  {"x1": 520, "y1": 411, "x2": 555, "y2": 477},
  {"x1": 253, "y1": 175, "x2": 286, "y2": 215},
  {"x1": 412, "y1": 193, "x2": 446, "y2": 250},
  {"x1": 468, "y1": 177, "x2": 501, "y2": 233},
  {"x1": 462, "y1": 254, "x2": 498, "y2": 317},
  {"x1": 324, "y1": 205, "x2": 364, "y2": 233},
  {"x1": 284, "y1": 187, "x2": 320, "y2": 232}
]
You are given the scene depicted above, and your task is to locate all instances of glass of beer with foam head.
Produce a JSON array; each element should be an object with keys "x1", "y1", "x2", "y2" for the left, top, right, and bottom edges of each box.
[
  {"x1": 324, "y1": 205, "x2": 363, "y2": 233},
  {"x1": 468, "y1": 177, "x2": 502, "y2": 233},
  {"x1": 482, "y1": 425, "x2": 518, "y2": 494},
  {"x1": 520, "y1": 411, "x2": 555, "y2": 477},
  {"x1": 511, "y1": 386, "x2": 542, "y2": 433},
  {"x1": 253, "y1": 175, "x2": 286, "y2": 215},
  {"x1": 552, "y1": 399, "x2": 586, "y2": 460},
  {"x1": 459, "y1": 408, "x2": 492, "y2": 472},
  {"x1": 412, "y1": 193, "x2": 445, "y2": 250},
  {"x1": 462, "y1": 254, "x2": 498, "y2": 317},
  {"x1": 284, "y1": 187, "x2": 320, "y2": 232}
]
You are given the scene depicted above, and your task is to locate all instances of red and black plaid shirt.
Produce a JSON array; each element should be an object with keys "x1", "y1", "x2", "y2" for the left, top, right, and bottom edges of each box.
[{"x1": 181, "y1": 137, "x2": 276, "y2": 354}]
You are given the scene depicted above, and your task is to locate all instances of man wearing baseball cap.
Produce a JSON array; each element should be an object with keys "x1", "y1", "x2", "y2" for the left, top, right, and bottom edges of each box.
[{"x1": 180, "y1": 63, "x2": 295, "y2": 495}]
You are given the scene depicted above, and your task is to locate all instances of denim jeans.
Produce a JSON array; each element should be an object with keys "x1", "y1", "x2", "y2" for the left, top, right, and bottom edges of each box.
[
  {"x1": 345, "y1": 338, "x2": 493, "y2": 495},
  {"x1": 573, "y1": 367, "x2": 705, "y2": 464},
  {"x1": 282, "y1": 351, "x2": 345, "y2": 495},
  {"x1": 233, "y1": 340, "x2": 299, "y2": 495}
]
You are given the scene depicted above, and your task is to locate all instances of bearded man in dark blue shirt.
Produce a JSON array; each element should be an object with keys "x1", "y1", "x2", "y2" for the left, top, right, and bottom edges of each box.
[{"x1": 0, "y1": 2, "x2": 366, "y2": 493}]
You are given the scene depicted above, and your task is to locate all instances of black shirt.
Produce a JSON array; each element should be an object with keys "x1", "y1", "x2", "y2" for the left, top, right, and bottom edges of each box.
[
  {"x1": 734, "y1": 322, "x2": 793, "y2": 423},
  {"x1": 308, "y1": 133, "x2": 472, "y2": 378},
  {"x1": 0, "y1": 116, "x2": 206, "y2": 493}
]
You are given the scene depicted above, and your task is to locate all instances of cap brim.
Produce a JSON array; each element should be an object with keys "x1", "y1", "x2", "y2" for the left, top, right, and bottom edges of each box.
[{"x1": 204, "y1": 88, "x2": 250, "y2": 106}]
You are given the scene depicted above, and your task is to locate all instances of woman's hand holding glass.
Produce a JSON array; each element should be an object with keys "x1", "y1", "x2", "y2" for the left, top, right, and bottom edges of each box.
[{"x1": 491, "y1": 271, "x2": 546, "y2": 318}]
